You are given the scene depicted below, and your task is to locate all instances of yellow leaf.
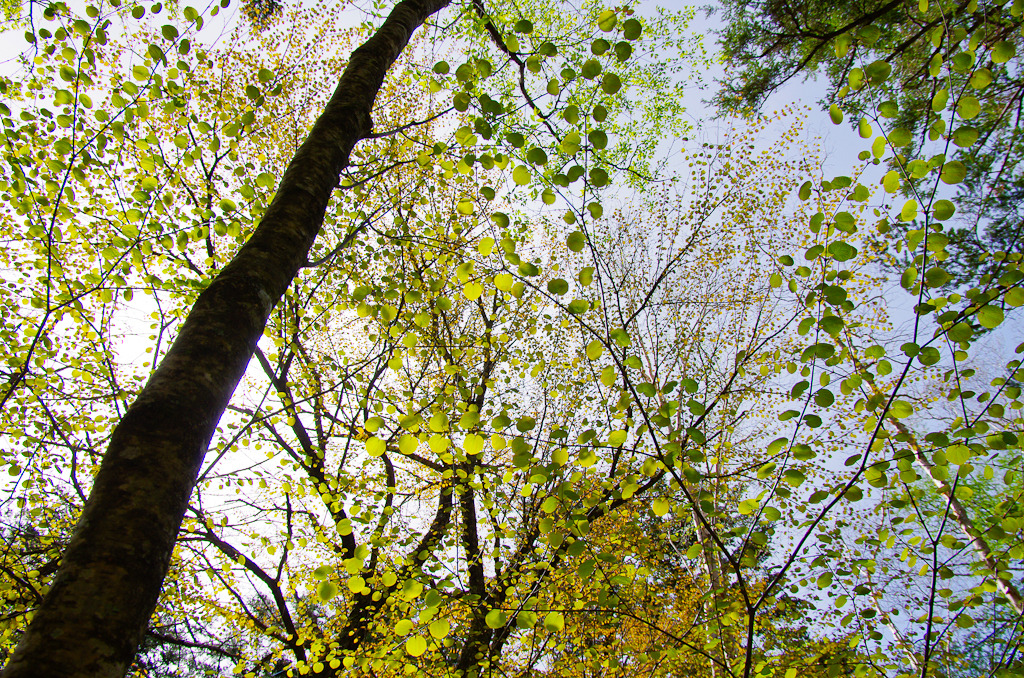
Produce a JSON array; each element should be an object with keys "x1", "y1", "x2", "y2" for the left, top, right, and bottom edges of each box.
[
  {"x1": 365, "y1": 436, "x2": 386, "y2": 457},
  {"x1": 405, "y1": 636, "x2": 427, "y2": 657}
]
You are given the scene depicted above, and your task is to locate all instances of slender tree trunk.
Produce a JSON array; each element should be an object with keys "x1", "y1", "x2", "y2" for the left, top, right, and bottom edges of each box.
[{"x1": 1, "y1": 1, "x2": 449, "y2": 675}]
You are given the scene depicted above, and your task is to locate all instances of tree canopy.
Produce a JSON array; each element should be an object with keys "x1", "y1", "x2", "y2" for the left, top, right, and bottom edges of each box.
[
  {"x1": 713, "y1": 0, "x2": 1024, "y2": 290},
  {"x1": 0, "y1": 0, "x2": 1021, "y2": 677}
]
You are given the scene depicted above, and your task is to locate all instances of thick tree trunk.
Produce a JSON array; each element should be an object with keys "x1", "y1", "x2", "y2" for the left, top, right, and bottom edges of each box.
[{"x1": 1, "y1": 1, "x2": 449, "y2": 676}]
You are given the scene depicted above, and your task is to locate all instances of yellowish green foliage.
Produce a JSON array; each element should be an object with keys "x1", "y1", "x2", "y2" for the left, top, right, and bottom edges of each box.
[{"x1": 0, "y1": 0, "x2": 1022, "y2": 676}]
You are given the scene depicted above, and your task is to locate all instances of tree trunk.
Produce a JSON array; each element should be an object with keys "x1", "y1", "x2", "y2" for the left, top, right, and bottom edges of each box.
[{"x1": 1, "y1": 1, "x2": 449, "y2": 675}]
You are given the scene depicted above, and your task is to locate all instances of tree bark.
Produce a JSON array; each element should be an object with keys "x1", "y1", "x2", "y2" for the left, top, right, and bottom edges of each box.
[
  {"x1": 888, "y1": 418, "x2": 1024, "y2": 615},
  {"x1": 1, "y1": 1, "x2": 449, "y2": 676}
]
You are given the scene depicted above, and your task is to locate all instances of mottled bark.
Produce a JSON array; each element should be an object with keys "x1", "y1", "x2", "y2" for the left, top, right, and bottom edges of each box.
[{"x1": 1, "y1": 1, "x2": 449, "y2": 676}]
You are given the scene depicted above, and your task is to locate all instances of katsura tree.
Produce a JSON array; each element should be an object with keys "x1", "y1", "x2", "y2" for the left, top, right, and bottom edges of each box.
[
  {"x1": 167, "y1": 107, "x2": 858, "y2": 676},
  {"x1": 712, "y1": 0, "x2": 1024, "y2": 291},
  {"x1": 1, "y1": 0, "x2": 1024, "y2": 676},
  {"x1": 0, "y1": 0, "x2": 706, "y2": 674},
  {"x1": 712, "y1": 0, "x2": 1024, "y2": 665}
]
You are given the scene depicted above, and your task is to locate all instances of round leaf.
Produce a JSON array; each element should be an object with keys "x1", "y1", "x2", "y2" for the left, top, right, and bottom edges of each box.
[
  {"x1": 485, "y1": 609, "x2": 507, "y2": 629},
  {"x1": 932, "y1": 199, "x2": 955, "y2": 220},
  {"x1": 429, "y1": 619, "x2": 451, "y2": 639},
  {"x1": 512, "y1": 165, "x2": 531, "y2": 185},
  {"x1": 547, "y1": 278, "x2": 569, "y2": 295},
  {"x1": 317, "y1": 581, "x2": 338, "y2": 601},
  {"x1": 977, "y1": 305, "x2": 1004, "y2": 329},
  {"x1": 622, "y1": 18, "x2": 642, "y2": 40},
  {"x1": 601, "y1": 73, "x2": 621, "y2": 94},
  {"x1": 543, "y1": 611, "x2": 565, "y2": 632},
  {"x1": 365, "y1": 436, "x2": 386, "y2": 457},
  {"x1": 405, "y1": 636, "x2": 427, "y2": 657},
  {"x1": 940, "y1": 161, "x2": 966, "y2": 185}
]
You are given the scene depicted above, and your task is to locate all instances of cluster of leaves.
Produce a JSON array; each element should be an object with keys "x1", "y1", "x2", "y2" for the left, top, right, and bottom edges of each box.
[
  {"x1": 0, "y1": 0, "x2": 1022, "y2": 676},
  {"x1": 714, "y1": 0, "x2": 1024, "y2": 292}
]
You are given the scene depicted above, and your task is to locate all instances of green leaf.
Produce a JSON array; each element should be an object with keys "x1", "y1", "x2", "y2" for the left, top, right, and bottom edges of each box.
[
  {"x1": 652, "y1": 497, "x2": 670, "y2": 516},
  {"x1": 940, "y1": 161, "x2": 966, "y2": 184},
  {"x1": 365, "y1": 436, "x2": 386, "y2": 457},
  {"x1": 597, "y1": 9, "x2": 617, "y2": 31},
  {"x1": 623, "y1": 18, "x2": 642, "y2": 40},
  {"x1": 405, "y1": 636, "x2": 427, "y2": 657},
  {"x1": 783, "y1": 469, "x2": 806, "y2": 486},
  {"x1": 567, "y1": 231, "x2": 586, "y2": 252},
  {"x1": 947, "y1": 322, "x2": 973, "y2": 342},
  {"x1": 560, "y1": 131, "x2": 581, "y2": 155},
  {"x1": 952, "y1": 126, "x2": 979, "y2": 147},
  {"x1": 819, "y1": 316, "x2": 844, "y2": 336},
  {"x1": 957, "y1": 95, "x2": 981, "y2": 119},
  {"x1": 543, "y1": 611, "x2": 564, "y2": 632},
  {"x1": 945, "y1": 444, "x2": 969, "y2": 465},
  {"x1": 485, "y1": 609, "x2": 507, "y2": 629},
  {"x1": 890, "y1": 401, "x2": 914, "y2": 418},
  {"x1": 798, "y1": 181, "x2": 811, "y2": 200},
  {"x1": 834, "y1": 33, "x2": 851, "y2": 57},
  {"x1": 526, "y1": 147, "x2": 548, "y2": 165},
  {"x1": 970, "y1": 68, "x2": 992, "y2": 89},
  {"x1": 900, "y1": 200, "x2": 917, "y2": 221},
  {"x1": 865, "y1": 60, "x2": 891, "y2": 83},
  {"x1": 848, "y1": 68, "x2": 864, "y2": 89},
  {"x1": 924, "y1": 267, "x2": 951, "y2": 288},
  {"x1": 992, "y1": 40, "x2": 1016, "y2": 64},
  {"x1": 829, "y1": 104, "x2": 843, "y2": 124},
  {"x1": 547, "y1": 278, "x2": 569, "y2": 295},
  {"x1": 888, "y1": 128, "x2": 912, "y2": 147},
  {"x1": 828, "y1": 241, "x2": 858, "y2": 262},
  {"x1": 586, "y1": 340, "x2": 603, "y2": 360},
  {"x1": 464, "y1": 434, "x2": 484, "y2": 455},
  {"x1": 601, "y1": 73, "x2": 621, "y2": 94},
  {"x1": 977, "y1": 305, "x2": 1004, "y2": 329},
  {"x1": 512, "y1": 165, "x2": 531, "y2": 185},
  {"x1": 567, "y1": 299, "x2": 588, "y2": 314},
  {"x1": 317, "y1": 581, "x2": 338, "y2": 601},
  {"x1": 932, "y1": 199, "x2": 955, "y2": 220},
  {"x1": 429, "y1": 619, "x2": 451, "y2": 639},
  {"x1": 882, "y1": 170, "x2": 900, "y2": 193}
]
